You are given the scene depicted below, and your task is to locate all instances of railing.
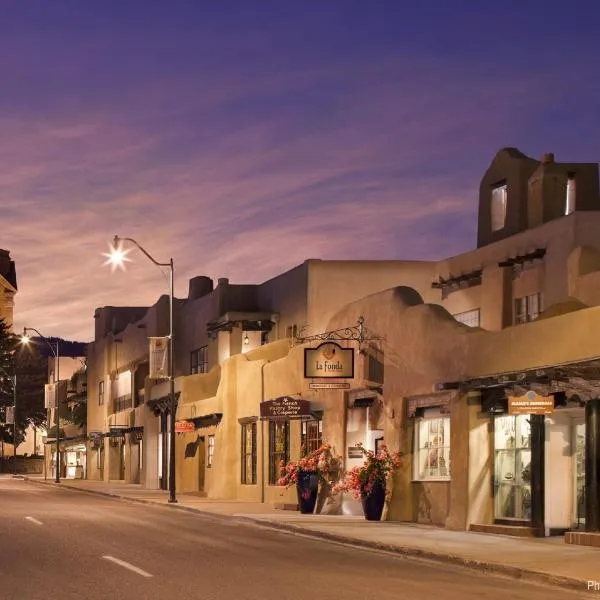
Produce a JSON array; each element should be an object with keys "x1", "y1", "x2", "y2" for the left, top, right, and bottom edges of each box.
[{"x1": 114, "y1": 393, "x2": 133, "y2": 413}]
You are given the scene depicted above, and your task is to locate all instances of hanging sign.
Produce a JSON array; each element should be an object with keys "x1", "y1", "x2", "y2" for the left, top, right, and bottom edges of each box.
[
  {"x1": 304, "y1": 342, "x2": 354, "y2": 379},
  {"x1": 5, "y1": 406, "x2": 14, "y2": 425},
  {"x1": 175, "y1": 420, "x2": 195, "y2": 433},
  {"x1": 44, "y1": 380, "x2": 67, "y2": 408},
  {"x1": 260, "y1": 397, "x2": 311, "y2": 420},
  {"x1": 508, "y1": 390, "x2": 554, "y2": 415},
  {"x1": 149, "y1": 337, "x2": 169, "y2": 379}
]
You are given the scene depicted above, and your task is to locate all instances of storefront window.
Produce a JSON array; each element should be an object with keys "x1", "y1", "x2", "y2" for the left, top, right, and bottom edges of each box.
[
  {"x1": 241, "y1": 423, "x2": 256, "y2": 485},
  {"x1": 494, "y1": 414, "x2": 531, "y2": 520},
  {"x1": 269, "y1": 420, "x2": 289, "y2": 484},
  {"x1": 574, "y1": 422, "x2": 585, "y2": 528},
  {"x1": 207, "y1": 435, "x2": 215, "y2": 468},
  {"x1": 413, "y1": 412, "x2": 451, "y2": 481},
  {"x1": 301, "y1": 419, "x2": 322, "y2": 454}
]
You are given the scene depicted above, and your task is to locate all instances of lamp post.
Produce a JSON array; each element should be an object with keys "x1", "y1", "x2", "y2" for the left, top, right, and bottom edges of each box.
[
  {"x1": 105, "y1": 235, "x2": 177, "y2": 504},
  {"x1": 22, "y1": 328, "x2": 60, "y2": 483}
]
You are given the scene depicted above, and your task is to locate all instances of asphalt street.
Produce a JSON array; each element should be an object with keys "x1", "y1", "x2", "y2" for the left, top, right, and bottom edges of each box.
[{"x1": 0, "y1": 476, "x2": 594, "y2": 600}]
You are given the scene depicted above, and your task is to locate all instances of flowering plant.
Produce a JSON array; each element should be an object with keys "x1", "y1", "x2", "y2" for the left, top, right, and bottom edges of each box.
[
  {"x1": 333, "y1": 442, "x2": 402, "y2": 499},
  {"x1": 278, "y1": 443, "x2": 343, "y2": 489}
]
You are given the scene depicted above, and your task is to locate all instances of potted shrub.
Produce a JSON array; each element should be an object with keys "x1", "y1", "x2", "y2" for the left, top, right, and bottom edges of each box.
[
  {"x1": 333, "y1": 442, "x2": 402, "y2": 521},
  {"x1": 279, "y1": 444, "x2": 343, "y2": 514}
]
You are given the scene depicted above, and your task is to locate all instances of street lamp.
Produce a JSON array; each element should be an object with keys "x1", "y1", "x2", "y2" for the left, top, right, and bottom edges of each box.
[
  {"x1": 21, "y1": 328, "x2": 60, "y2": 483},
  {"x1": 104, "y1": 235, "x2": 177, "y2": 504}
]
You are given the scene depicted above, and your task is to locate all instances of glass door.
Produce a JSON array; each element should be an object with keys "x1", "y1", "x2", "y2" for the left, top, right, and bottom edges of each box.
[{"x1": 494, "y1": 414, "x2": 532, "y2": 520}]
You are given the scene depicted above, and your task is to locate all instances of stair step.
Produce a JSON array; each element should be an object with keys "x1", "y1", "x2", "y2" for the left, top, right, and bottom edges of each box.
[{"x1": 469, "y1": 523, "x2": 536, "y2": 537}]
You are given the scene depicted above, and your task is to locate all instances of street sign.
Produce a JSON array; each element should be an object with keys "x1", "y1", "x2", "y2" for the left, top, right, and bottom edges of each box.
[{"x1": 309, "y1": 382, "x2": 351, "y2": 390}]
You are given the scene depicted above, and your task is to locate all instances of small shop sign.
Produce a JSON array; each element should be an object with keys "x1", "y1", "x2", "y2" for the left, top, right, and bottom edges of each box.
[
  {"x1": 175, "y1": 420, "x2": 195, "y2": 433},
  {"x1": 260, "y1": 396, "x2": 311, "y2": 420},
  {"x1": 309, "y1": 382, "x2": 350, "y2": 390},
  {"x1": 347, "y1": 446, "x2": 363, "y2": 459},
  {"x1": 304, "y1": 342, "x2": 354, "y2": 379},
  {"x1": 508, "y1": 391, "x2": 554, "y2": 415}
]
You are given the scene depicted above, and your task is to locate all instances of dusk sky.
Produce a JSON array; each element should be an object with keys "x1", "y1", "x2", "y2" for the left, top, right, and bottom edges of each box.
[{"x1": 3, "y1": 1, "x2": 600, "y2": 342}]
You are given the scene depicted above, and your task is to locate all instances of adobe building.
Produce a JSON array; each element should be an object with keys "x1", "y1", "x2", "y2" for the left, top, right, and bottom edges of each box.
[
  {"x1": 86, "y1": 147, "x2": 600, "y2": 546},
  {"x1": 0, "y1": 248, "x2": 17, "y2": 327}
]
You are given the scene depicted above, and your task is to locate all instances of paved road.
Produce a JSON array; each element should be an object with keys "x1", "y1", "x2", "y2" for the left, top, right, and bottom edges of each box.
[{"x1": 0, "y1": 477, "x2": 593, "y2": 600}]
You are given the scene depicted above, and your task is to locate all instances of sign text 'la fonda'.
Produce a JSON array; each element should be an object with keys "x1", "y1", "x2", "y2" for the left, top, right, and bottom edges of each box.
[{"x1": 304, "y1": 342, "x2": 354, "y2": 379}]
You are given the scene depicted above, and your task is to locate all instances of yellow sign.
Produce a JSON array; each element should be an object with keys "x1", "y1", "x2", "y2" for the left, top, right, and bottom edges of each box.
[
  {"x1": 508, "y1": 391, "x2": 554, "y2": 415},
  {"x1": 304, "y1": 342, "x2": 354, "y2": 379}
]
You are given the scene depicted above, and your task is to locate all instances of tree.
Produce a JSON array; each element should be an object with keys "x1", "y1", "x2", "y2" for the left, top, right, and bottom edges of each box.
[{"x1": 0, "y1": 318, "x2": 18, "y2": 445}]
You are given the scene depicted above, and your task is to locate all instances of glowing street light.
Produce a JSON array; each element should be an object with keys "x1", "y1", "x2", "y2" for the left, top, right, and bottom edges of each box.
[
  {"x1": 21, "y1": 328, "x2": 60, "y2": 483},
  {"x1": 103, "y1": 235, "x2": 177, "y2": 504}
]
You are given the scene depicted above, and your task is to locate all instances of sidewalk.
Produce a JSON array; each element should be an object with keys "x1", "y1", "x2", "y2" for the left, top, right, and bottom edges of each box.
[{"x1": 24, "y1": 476, "x2": 598, "y2": 592}]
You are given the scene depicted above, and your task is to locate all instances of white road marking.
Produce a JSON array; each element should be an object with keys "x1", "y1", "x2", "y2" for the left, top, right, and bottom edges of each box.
[
  {"x1": 25, "y1": 516, "x2": 43, "y2": 525},
  {"x1": 102, "y1": 555, "x2": 153, "y2": 578}
]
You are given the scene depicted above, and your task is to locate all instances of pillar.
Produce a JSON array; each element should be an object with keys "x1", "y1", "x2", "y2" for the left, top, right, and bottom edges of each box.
[
  {"x1": 585, "y1": 399, "x2": 600, "y2": 532},
  {"x1": 530, "y1": 415, "x2": 545, "y2": 535}
]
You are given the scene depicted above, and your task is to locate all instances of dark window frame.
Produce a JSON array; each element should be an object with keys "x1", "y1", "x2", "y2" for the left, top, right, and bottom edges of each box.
[
  {"x1": 268, "y1": 420, "x2": 290, "y2": 485},
  {"x1": 241, "y1": 423, "x2": 257, "y2": 485},
  {"x1": 207, "y1": 434, "x2": 215, "y2": 468},
  {"x1": 191, "y1": 346, "x2": 208, "y2": 374},
  {"x1": 301, "y1": 419, "x2": 322, "y2": 454}
]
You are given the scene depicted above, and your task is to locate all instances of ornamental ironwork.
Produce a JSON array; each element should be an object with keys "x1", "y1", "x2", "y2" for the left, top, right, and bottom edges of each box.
[{"x1": 294, "y1": 316, "x2": 382, "y2": 347}]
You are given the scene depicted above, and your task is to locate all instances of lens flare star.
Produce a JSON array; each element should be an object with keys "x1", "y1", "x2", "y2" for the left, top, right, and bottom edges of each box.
[{"x1": 102, "y1": 240, "x2": 132, "y2": 272}]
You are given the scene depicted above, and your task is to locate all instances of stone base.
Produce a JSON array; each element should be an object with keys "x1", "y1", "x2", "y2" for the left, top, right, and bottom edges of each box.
[
  {"x1": 469, "y1": 523, "x2": 537, "y2": 537},
  {"x1": 273, "y1": 502, "x2": 298, "y2": 511},
  {"x1": 565, "y1": 531, "x2": 600, "y2": 547}
]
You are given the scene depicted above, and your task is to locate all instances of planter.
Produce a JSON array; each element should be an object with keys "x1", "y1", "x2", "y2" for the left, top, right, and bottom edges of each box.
[
  {"x1": 361, "y1": 480, "x2": 386, "y2": 521},
  {"x1": 296, "y1": 471, "x2": 319, "y2": 514}
]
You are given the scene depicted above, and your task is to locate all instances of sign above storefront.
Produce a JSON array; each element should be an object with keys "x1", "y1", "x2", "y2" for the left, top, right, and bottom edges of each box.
[
  {"x1": 175, "y1": 420, "x2": 195, "y2": 433},
  {"x1": 304, "y1": 342, "x2": 354, "y2": 379},
  {"x1": 260, "y1": 396, "x2": 311, "y2": 420},
  {"x1": 309, "y1": 382, "x2": 351, "y2": 390},
  {"x1": 508, "y1": 391, "x2": 554, "y2": 415}
]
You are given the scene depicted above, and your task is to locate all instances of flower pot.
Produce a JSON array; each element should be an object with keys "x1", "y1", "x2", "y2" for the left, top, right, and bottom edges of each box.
[
  {"x1": 296, "y1": 471, "x2": 319, "y2": 514},
  {"x1": 361, "y1": 480, "x2": 386, "y2": 521}
]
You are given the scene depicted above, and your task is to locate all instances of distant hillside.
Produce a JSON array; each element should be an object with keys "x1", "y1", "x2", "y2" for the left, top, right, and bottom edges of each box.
[{"x1": 30, "y1": 337, "x2": 88, "y2": 358}]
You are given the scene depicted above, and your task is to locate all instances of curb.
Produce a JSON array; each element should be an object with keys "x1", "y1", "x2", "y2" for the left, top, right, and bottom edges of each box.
[{"x1": 23, "y1": 478, "x2": 587, "y2": 592}]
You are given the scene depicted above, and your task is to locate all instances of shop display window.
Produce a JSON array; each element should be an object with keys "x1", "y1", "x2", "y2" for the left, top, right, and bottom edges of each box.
[
  {"x1": 494, "y1": 414, "x2": 531, "y2": 520},
  {"x1": 413, "y1": 412, "x2": 451, "y2": 481}
]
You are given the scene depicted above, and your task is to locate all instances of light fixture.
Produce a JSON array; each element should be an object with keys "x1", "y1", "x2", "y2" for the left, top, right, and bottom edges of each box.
[{"x1": 244, "y1": 334, "x2": 249, "y2": 345}]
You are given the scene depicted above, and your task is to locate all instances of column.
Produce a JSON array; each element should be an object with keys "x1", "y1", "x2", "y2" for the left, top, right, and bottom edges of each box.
[
  {"x1": 585, "y1": 399, "x2": 600, "y2": 532},
  {"x1": 530, "y1": 415, "x2": 545, "y2": 535}
]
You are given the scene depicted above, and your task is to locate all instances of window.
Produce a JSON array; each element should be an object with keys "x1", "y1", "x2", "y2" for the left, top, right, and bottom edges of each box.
[
  {"x1": 514, "y1": 293, "x2": 543, "y2": 324},
  {"x1": 241, "y1": 422, "x2": 256, "y2": 484},
  {"x1": 453, "y1": 309, "x2": 480, "y2": 328},
  {"x1": 98, "y1": 380, "x2": 104, "y2": 406},
  {"x1": 491, "y1": 183, "x2": 507, "y2": 231},
  {"x1": 494, "y1": 415, "x2": 531, "y2": 520},
  {"x1": 207, "y1": 435, "x2": 215, "y2": 468},
  {"x1": 565, "y1": 175, "x2": 576, "y2": 215},
  {"x1": 301, "y1": 419, "x2": 322, "y2": 454},
  {"x1": 413, "y1": 412, "x2": 451, "y2": 481},
  {"x1": 285, "y1": 324, "x2": 298, "y2": 339},
  {"x1": 269, "y1": 420, "x2": 289, "y2": 484},
  {"x1": 191, "y1": 346, "x2": 208, "y2": 374}
]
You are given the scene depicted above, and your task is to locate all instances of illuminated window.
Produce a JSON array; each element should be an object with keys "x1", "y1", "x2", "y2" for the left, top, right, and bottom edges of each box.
[
  {"x1": 301, "y1": 419, "x2": 322, "y2": 454},
  {"x1": 413, "y1": 411, "x2": 451, "y2": 481},
  {"x1": 491, "y1": 183, "x2": 507, "y2": 231},
  {"x1": 207, "y1": 435, "x2": 215, "y2": 468},
  {"x1": 241, "y1": 423, "x2": 256, "y2": 484},
  {"x1": 269, "y1": 420, "x2": 289, "y2": 484},
  {"x1": 565, "y1": 175, "x2": 576, "y2": 215}
]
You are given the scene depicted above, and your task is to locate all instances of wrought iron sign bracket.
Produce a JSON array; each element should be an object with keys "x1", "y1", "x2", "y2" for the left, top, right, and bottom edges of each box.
[{"x1": 294, "y1": 316, "x2": 383, "y2": 347}]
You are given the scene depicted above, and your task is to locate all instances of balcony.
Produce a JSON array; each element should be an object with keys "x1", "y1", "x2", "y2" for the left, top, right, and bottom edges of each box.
[{"x1": 114, "y1": 393, "x2": 133, "y2": 413}]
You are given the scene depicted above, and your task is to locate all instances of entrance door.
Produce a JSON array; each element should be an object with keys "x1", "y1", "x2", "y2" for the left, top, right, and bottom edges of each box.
[
  {"x1": 197, "y1": 437, "x2": 206, "y2": 492},
  {"x1": 494, "y1": 414, "x2": 532, "y2": 521},
  {"x1": 573, "y1": 421, "x2": 586, "y2": 529}
]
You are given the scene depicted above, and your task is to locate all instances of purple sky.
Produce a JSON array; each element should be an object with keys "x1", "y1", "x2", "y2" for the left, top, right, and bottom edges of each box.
[{"x1": 3, "y1": 1, "x2": 600, "y2": 341}]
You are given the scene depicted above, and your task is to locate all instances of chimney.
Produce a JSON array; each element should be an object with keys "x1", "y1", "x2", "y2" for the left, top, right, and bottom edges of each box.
[
  {"x1": 541, "y1": 153, "x2": 555, "y2": 164},
  {"x1": 217, "y1": 277, "x2": 229, "y2": 287}
]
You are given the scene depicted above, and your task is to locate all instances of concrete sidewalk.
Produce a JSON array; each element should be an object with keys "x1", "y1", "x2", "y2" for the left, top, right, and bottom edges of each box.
[{"x1": 23, "y1": 476, "x2": 598, "y2": 592}]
